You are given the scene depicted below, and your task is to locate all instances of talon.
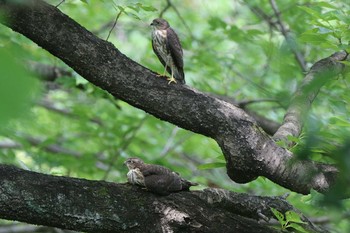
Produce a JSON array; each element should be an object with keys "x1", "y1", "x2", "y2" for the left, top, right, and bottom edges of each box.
[{"x1": 167, "y1": 77, "x2": 177, "y2": 84}]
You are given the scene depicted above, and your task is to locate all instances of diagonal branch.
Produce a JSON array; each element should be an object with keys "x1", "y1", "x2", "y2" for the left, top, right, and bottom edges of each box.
[
  {"x1": 273, "y1": 51, "x2": 348, "y2": 144},
  {"x1": 0, "y1": 0, "x2": 343, "y2": 195}
]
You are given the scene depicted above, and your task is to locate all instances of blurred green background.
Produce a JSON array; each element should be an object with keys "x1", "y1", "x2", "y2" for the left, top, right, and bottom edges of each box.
[{"x1": 0, "y1": 0, "x2": 349, "y2": 232}]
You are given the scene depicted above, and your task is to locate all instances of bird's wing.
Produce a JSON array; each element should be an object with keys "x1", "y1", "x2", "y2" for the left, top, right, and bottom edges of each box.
[
  {"x1": 143, "y1": 174, "x2": 181, "y2": 195},
  {"x1": 140, "y1": 165, "x2": 182, "y2": 195},
  {"x1": 166, "y1": 27, "x2": 183, "y2": 69},
  {"x1": 166, "y1": 28, "x2": 185, "y2": 83},
  {"x1": 140, "y1": 164, "x2": 172, "y2": 177}
]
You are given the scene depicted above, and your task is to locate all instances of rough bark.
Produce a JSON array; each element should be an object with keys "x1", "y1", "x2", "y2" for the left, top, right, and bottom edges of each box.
[
  {"x1": 0, "y1": 0, "x2": 343, "y2": 195},
  {"x1": 0, "y1": 164, "x2": 325, "y2": 233}
]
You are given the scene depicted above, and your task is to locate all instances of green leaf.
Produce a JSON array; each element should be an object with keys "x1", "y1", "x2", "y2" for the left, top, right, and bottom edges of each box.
[
  {"x1": 127, "y1": 5, "x2": 140, "y2": 13},
  {"x1": 299, "y1": 33, "x2": 328, "y2": 44},
  {"x1": 339, "y1": 60, "x2": 350, "y2": 67},
  {"x1": 139, "y1": 4, "x2": 157, "y2": 12},
  {"x1": 314, "y1": 2, "x2": 338, "y2": 10},
  {"x1": 287, "y1": 223, "x2": 310, "y2": 233},
  {"x1": 198, "y1": 162, "x2": 226, "y2": 170},
  {"x1": 285, "y1": 211, "x2": 305, "y2": 224},
  {"x1": 125, "y1": 12, "x2": 141, "y2": 20},
  {"x1": 246, "y1": 29, "x2": 263, "y2": 37},
  {"x1": 298, "y1": 6, "x2": 322, "y2": 19},
  {"x1": 329, "y1": 117, "x2": 350, "y2": 127},
  {"x1": 270, "y1": 208, "x2": 286, "y2": 225},
  {"x1": 275, "y1": 140, "x2": 288, "y2": 148},
  {"x1": 287, "y1": 135, "x2": 301, "y2": 144},
  {"x1": 208, "y1": 17, "x2": 226, "y2": 30}
]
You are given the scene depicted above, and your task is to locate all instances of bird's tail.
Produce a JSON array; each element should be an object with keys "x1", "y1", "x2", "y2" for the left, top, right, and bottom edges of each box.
[
  {"x1": 174, "y1": 68, "x2": 185, "y2": 84},
  {"x1": 181, "y1": 178, "x2": 198, "y2": 191}
]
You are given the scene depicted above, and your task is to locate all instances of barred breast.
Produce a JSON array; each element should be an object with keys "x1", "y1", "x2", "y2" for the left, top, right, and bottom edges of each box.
[
  {"x1": 127, "y1": 168, "x2": 145, "y2": 186},
  {"x1": 152, "y1": 29, "x2": 171, "y2": 64}
]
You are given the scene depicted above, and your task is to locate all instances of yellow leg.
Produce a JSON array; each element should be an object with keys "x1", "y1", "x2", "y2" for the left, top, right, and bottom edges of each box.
[
  {"x1": 163, "y1": 62, "x2": 168, "y2": 76},
  {"x1": 156, "y1": 61, "x2": 170, "y2": 79},
  {"x1": 167, "y1": 66, "x2": 177, "y2": 84}
]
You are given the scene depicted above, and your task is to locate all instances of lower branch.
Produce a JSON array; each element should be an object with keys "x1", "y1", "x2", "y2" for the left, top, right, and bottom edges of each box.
[{"x1": 0, "y1": 164, "x2": 326, "y2": 233}]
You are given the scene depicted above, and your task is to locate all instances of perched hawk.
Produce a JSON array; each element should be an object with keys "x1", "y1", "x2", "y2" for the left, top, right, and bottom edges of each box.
[
  {"x1": 124, "y1": 157, "x2": 197, "y2": 195},
  {"x1": 150, "y1": 18, "x2": 185, "y2": 84}
]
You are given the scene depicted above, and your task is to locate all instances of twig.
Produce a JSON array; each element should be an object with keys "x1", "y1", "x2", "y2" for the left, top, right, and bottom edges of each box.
[
  {"x1": 159, "y1": 0, "x2": 171, "y2": 18},
  {"x1": 170, "y1": 0, "x2": 194, "y2": 39},
  {"x1": 243, "y1": 0, "x2": 307, "y2": 72},
  {"x1": 309, "y1": 211, "x2": 350, "y2": 225},
  {"x1": 106, "y1": 10, "x2": 123, "y2": 41},
  {"x1": 160, "y1": 0, "x2": 195, "y2": 39},
  {"x1": 102, "y1": 116, "x2": 148, "y2": 180},
  {"x1": 38, "y1": 99, "x2": 103, "y2": 126},
  {"x1": 159, "y1": 126, "x2": 179, "y2": 157},
  {"x1": 242, "y1": 0, "x2": 278, "y2": 29},
  {"x1": 55, "y1": 0, "x2": 65, "y2": 8},
  {"x1": 208, "y1": 93, "x2": 281, "y2": 135},
  {"x1": 238, "y1": 98, "x2": 279, "y2": 108},
  {"x1": 158, "y1": 130, "x2": 193, "y2": 159},
  {"x1": 269, "y1": 0, "x2": 307, "y2": 72}
]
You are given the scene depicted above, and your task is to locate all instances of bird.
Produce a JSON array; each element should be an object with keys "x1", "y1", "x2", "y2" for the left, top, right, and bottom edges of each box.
[
  {"x1": 150, "y1": 18, "x2": 185, "y2": 84},
  {"x1": 124, "y1": 157, "x2": 198, "y2": 195}
]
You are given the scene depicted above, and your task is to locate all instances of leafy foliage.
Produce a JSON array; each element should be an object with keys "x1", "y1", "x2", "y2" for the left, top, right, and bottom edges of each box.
[
  {"x1": 271, "y1": 208, "x2": 308, "y2": 233},
  {"x1": 0, "y1": 48, "x2": 39, "y2": 131}
]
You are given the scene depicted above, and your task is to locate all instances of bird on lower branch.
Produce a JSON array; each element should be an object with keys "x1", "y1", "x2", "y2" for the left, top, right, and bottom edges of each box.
[{"x1": 124, "y1": 157, "x2": 197, "y2": 195}]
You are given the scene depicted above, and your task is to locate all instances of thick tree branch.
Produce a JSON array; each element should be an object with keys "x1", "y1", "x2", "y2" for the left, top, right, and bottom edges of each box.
[
  {"x1": 0, "y1": 0, "x2": 341, "y2": 195},
  {"x1": 0, "y1": 164, "x2": 326, "y2": 233}
]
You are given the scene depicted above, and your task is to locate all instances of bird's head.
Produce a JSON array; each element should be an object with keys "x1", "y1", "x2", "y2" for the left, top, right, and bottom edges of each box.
[
  {"x1": 150, "y1": 18, "x2": 170, "y2": 30},
  {"x1": 124, "y1": 157, "x2": 144, "y2": 170}
]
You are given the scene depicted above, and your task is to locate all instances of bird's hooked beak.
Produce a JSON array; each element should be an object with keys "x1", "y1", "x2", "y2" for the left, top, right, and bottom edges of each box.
[
  {"x1": 124, "y1": 161, "x2": 131, "y2": 170},
  {"x1": 123, "y1": 160, "x2": 129, "y2": 166}
]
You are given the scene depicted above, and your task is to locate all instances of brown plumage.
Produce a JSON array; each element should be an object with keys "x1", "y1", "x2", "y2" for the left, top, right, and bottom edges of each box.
[
  {"x1": 124, "y1": 157, "x2": 197, "y2": 195},
  {"x1": 150, "y1": 18, "x2": 185, "y2": 84}
]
